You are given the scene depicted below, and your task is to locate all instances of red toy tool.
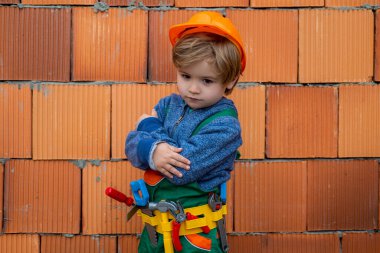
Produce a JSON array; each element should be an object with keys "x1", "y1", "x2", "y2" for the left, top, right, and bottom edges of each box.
[
  {"x1": 105, "y1": 187, "x2": 141, "y2": 220},
  {"x1": 105, "y1": 187, "x2": 134, "y2": 206}
]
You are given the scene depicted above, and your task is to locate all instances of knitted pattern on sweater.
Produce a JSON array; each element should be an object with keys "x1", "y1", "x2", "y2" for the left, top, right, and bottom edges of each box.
[{"x1": 125, "y1": 93, "x2": 242, "y2": 191}]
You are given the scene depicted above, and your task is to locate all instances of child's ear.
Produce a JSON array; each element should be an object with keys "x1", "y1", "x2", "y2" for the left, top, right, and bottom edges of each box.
[{"x1": 226, "y1": 76, "x2": 239, "y2": 89}]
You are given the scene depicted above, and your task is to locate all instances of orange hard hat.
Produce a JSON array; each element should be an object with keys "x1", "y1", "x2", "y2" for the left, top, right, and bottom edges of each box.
[{"x1": 169, "y1": 11, "x2": 246, "y2": 73}]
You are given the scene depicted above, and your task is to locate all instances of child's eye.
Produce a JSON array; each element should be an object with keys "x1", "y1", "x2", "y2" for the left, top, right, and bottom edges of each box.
[
  {"x1": 181, "y1": 74, "x2": 191, "y2": 79},
  {"x1": 203, "y1": 79, "x2": 214, "y2": 85}
]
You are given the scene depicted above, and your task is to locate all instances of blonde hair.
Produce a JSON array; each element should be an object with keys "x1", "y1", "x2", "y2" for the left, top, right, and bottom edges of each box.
[{"x1": 172, "y1": 33, "x2": 242, "y2": 95}]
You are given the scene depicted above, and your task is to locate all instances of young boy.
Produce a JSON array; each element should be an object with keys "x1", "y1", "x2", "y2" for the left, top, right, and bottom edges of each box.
[{"x1": 125, "y1": 11, "x2": 246, "y2": 253}]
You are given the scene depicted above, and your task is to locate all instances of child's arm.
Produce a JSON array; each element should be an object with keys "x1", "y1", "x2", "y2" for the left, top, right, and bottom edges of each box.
[
  {"x1": 126, "y1": 129, "x2": 190, "y2": 176},
  {"x1": 151, "y1": 142, "x2": 190, "y2": 179},
  {"x1": 149, "y1": 115, "x2": 242, "y2": 187},
  {"x1": 125, "y1": 101, "x2": 191, "y2": 174}
]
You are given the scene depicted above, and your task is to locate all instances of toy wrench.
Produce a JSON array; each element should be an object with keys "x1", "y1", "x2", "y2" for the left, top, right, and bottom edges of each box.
[{"x1": 208, "y1": 193, "x2": 229, "y2": 253}]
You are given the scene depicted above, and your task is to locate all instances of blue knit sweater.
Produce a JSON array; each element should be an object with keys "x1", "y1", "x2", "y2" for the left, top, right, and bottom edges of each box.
[{"x1": 125, "y1": 93, "x2": 242, "y2": 191}]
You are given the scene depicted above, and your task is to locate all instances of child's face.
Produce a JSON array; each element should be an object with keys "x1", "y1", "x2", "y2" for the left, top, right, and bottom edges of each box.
[{"x1": 176, "y1": 60, "x2": 235, "y2": 109}]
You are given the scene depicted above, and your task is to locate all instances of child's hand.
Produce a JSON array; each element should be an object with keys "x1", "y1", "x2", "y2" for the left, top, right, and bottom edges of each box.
[
  {"x1": 151, "y1": 109, "x2": 157, "y2": 117},
  {"x1": 135, "y1": 109, "x2": 158, "y2": 128},
  {"x1": 135, "y1": 114, "x2": 152, "y2": 128},
  {"x1": 153, "y1": 143, "x2": 191, "y2": 179}
]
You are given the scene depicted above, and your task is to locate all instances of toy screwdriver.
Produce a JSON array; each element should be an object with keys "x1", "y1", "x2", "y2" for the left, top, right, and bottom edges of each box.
[{"x1": 105, "y1": 187, "x2": 140, "y2": 220}]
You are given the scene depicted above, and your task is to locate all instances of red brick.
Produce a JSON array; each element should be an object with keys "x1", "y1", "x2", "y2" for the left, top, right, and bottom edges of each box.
[
  {"x1": 376, "y1": 11, "x2": 380, "y2": 81},
  {"x1": 0, "y1": 234, "x2": 39, "y2": 253},
  {"x1": 41, "y1": 235, "x2": 117, "y2": 253},
  {"x1": 307, "y1": 160, "x2": 378, "y2": 231},
  {"x1": 227, "y1": 9, "x2": 298, "y2": 83},
  {"x1": 104, "y1": 0, "x2": 173, "y2": 6},
  {"x1": 229, "y1": 235, "x2": 262, "y2": 253},
  {"x1": 251, "y1": 0, "x2": 323, "y2": 7},
  {"x1": 299, "y1": 9, "x2": 374, "y2": 83},
  {"x1": 343, "y1": 233, "x2": 380, "y2": 253},
  {"x1": 33, "y1": 85, "x2": 111, "y2": 160},
  {"x1": 118, "y1": 236, "x2": 139, "y2": 253},
  {"x1": 225, "y1": 171, "x2": 235, "y2": 233},
  {"x1": 0, "y1": 163, "x2": 3, "y2": 232},
  {"x1": 24, "y1": 0, "x2": 93, "y2": 4},
  {"x1": 175, "y1": 0, "x2": 248, "y2": 7},
  {"x1": 0, "y1": 7, "x2": 71, "y2": 81},
  {"x1": 0, "y1": 0, "x2": 18, "y2": 3},
  {"x1": 82, "y1": 161, "x2": 144, "y2": 234},
  {"x1": 229, "y1": 234, "x2": 339, "y2": 253},
  {"x1": 267, "y1": 86, "x2": 338, "y2": 158},
  {"x1": 234, "y1": 161, "x2": 307, "y2": 232},
  {"x1": 264, "y1": 234, "x2": 340, "y2": 253},
  {"x1": 339, "y1": 85, "x2": 380, "y2": 157},
  {"x1": 4, "y1": 160, "x2": 81, "y2": 233},
  {"x1": 143, "y1": 0, "x2": 174, "y2": 5},
  {"x1": 72, "y1": 8, "x2": 147, "y2": 82},
  {"x1": 0, "y1": 84, "x2": 31, "y2": 158},
  {"x1": 229, "y1": 86, "x2": 265, "y2": 159},
  {"x1": 149, "y1": 10, "x2": 197, "y2": 82},
  {"x1": 112, "y1": 84, "x2": 177, "y2": 159},
  {"x1": 326, "y1": 0, "x2": 380, "y2": 6}
]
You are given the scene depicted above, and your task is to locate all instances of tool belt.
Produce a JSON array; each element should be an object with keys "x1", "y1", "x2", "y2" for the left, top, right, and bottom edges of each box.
[
  {"x1": 106, "y1": 178, "x2": 230, "y2": 252},
  {"x1": 137, "y1": 203, "x2": 227, "y2": 235}
]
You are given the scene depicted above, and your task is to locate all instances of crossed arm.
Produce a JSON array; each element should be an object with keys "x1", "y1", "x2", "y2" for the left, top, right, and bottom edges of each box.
[
  {"x1": 126, "y1": 109, "x2": 241, "y2": 186},
  {"x1": 129, "y1": 109, "x2": 191, "y2": 179}
]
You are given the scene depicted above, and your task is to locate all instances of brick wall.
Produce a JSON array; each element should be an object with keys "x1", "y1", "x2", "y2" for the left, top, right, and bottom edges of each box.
[{"x1": 0, "y1": 1, "x2": 380, "y2": 252}]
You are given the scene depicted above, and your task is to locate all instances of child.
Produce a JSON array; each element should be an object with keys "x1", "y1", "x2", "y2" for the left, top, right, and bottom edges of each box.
[{"x1": 125, "y1": 11, "x2": 246, "y2": 253}]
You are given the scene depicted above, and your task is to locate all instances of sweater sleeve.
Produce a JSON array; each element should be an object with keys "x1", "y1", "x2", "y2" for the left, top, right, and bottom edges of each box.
[
  {"x1": 124, "y1": 95, "x2": 172, "y2": 169},
  {"x1": 137, "y1": 117, "x2": 163, "y2": 133},
  {"x1": 125, "y1": 130, "x2": 158, "y2": 169},
  {"x1": 150, "y1": 115, "x2": 242, "y2": 187}
]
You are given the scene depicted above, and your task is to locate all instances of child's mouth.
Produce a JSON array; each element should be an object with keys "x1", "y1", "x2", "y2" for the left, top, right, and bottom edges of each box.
[{"x1": 187, "y1": 96, "x2": 200, "y2": 102}]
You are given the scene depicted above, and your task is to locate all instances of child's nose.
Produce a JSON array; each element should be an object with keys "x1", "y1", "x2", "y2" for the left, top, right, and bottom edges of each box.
[{"x1": 188, "y1": 82, "x2": 200, "y2": 94}]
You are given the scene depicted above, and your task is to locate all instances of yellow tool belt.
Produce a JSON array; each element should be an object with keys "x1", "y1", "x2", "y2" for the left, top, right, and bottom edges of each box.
[{"x1": 137, "y1": 203, "x2": 227, "y2": 235}]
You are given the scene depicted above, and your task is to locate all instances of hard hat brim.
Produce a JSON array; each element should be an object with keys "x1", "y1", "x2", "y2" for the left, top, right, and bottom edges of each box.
[{"x1": 169, "y1": 23, "x2": 246, "y2": 73}]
